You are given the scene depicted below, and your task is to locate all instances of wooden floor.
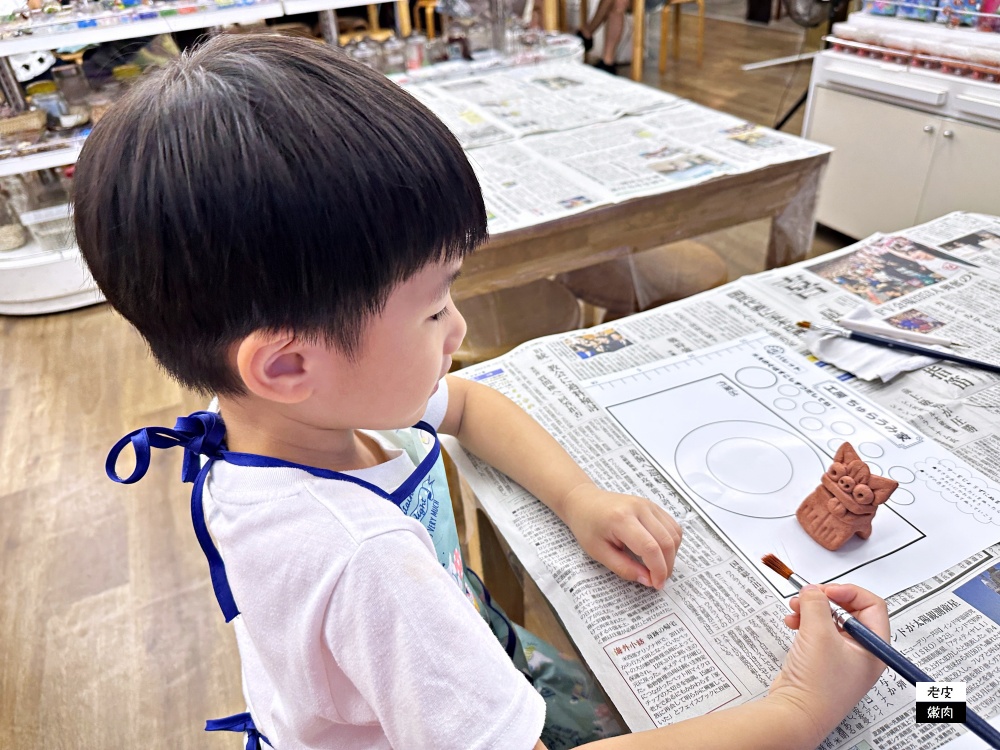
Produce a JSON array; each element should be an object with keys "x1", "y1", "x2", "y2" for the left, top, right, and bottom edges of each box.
[{"x1": 1, "y1": 20, "x2": 852, "y2": 749}]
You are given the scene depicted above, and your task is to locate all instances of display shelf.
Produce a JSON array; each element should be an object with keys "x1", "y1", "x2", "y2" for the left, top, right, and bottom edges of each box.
[
  {"x1": 0, "y1": 242, "x2": 103, "y2": 314},
  {"x1": 166, "y1": 1, "x2": 283, "y2": 32},
  {"x1": 281, "y1": 0, "x2": 387, "y2": 14},
  {"x1": 0, "y1": 142, "x2": 83, "y2": 178},
  {"x1": 846, "y1": 11, "x2": 1000, "y2": 51},
  {"x1": 0, "y1": 17, "x2": 170, "y2": 57},
  {"x1": 0, "y1": 0, "x2": 285, "y2": 57}
]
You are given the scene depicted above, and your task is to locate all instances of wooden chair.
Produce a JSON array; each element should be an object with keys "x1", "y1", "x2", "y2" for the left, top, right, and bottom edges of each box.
[
  {"x1": 413, "y1": 0, "x2": 440, "y2": 38},
  {"x1": 338, "y1": 0, "x2": 412, "y2": 44},
  {"x1": 656, "y1": 0, "x2": 705, "y2": 73}
]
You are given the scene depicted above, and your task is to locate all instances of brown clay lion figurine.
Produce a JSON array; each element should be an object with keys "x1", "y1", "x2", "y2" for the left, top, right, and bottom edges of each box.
[{"x1": 796, "y1": 442, "x2": 898, "y2": 551}]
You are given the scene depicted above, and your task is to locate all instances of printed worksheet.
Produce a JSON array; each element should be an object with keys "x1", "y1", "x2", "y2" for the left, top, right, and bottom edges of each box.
[{"x1": 582, "y1": 333, "x2": 1000, "y2": 599}]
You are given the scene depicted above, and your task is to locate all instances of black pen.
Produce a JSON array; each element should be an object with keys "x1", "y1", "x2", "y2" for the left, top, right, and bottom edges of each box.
[{"x1": 797, "y1": 321, "x2": 1000, "y2": 377}]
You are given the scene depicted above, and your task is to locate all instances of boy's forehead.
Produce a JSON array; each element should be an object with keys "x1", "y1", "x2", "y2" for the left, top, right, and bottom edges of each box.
[
  {"x1": 391, "y1": 259, "x2": 463, "y2": 304},
  {"x1": 421, "y1": 258, "x2": 463, "y2": 297}
]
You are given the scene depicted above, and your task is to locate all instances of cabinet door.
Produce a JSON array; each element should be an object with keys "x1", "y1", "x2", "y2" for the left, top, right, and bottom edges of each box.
[
  {"x1": 917, "y1": 117, "x2": 1000, "y2": 223},
  {"x1": 806, "y1": 86, "x2": 939, "y2": 239}
]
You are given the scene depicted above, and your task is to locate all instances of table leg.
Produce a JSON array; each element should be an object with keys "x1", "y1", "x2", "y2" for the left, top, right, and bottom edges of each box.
[
  {"x1": 765, "y1": 161, "x2": 822, "y2": 269},
  {"x1": 631, "y1": 0, "x2": 646, "y2": 81},
  {"x1": 542, "y1": 0, "x2": 560, "y2": 30},
  {"x1": 476, "y1": 508, "x2": 526, "y2": 626}
]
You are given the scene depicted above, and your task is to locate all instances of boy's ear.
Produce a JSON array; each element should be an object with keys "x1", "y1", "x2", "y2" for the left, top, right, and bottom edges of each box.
[{"x1": 235, "y1": 331, "x2": 313, "y2": 404}]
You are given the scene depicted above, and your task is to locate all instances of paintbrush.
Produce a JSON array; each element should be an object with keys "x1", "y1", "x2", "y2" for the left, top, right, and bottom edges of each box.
[
  {"x1": 796, "y1": 321, "x2": 1000, "y2": 377},
  {"x1": 835, "y1": 317, "x2": 964, "y2": 348},
  {"x1": 761, "y1": 554, "x2": 1000, "y2": 749}
]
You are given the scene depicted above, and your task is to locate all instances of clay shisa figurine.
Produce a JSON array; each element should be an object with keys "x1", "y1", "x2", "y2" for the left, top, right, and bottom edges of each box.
[{"x1": 796, "y1": 442, "x2": 898, "y2": 551}]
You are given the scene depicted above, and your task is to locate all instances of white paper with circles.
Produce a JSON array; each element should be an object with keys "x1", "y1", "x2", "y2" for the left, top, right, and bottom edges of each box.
[{"x1": 583, "y1": 332, "x2": 1000, "y2": 600}]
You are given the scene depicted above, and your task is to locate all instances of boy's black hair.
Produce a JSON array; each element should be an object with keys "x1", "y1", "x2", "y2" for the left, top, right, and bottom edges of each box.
[{"x1": 74, "y1": 34, "x2": 488, "y2": 395}]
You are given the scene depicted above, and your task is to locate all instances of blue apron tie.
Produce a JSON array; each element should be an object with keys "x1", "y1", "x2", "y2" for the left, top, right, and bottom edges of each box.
[
  {"x1": 106, "y1": 410, "x2": 240, "y2": 622},
  {"x1": 106, "y1": 410, "x2": 227, "y2": 484},
  {"x1": 205, "y1": 712, "x2": 273, "y2": 749}
]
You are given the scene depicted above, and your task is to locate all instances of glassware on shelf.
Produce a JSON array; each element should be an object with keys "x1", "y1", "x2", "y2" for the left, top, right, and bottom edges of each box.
[
  {"x1": 445, "y1": 20, "x2": 471, "y2": 59},
  {"x1": 17, "y1": 168, "x2": 73, "y2": 252},
  {"x1": 22, "y1": 167, "x2": 70, "y2": 210},
  {"x1": 351, "y1": 37, "x2": 383, "y2": 72},
  {"x1": 25, "y1": 81, "x2": 69, "y2": 127},
  {"x1": 425, "y1": 36, "x2": 448, "y2": 63},
  {"x1": 404, "y1": 31, "x2": 427, "y2": 70},
  {"x1": 381, "y1": 34, "x2": 405, "y2": 74},
  {"x1": 51, "y1": 63, "x2": 91, "y2": 105},
  {"x1": 467, "y1": 21, "x2": 490, "y2": 52},
  {"x1": 0, "y1": 193, "x2": 27, "y2": 252}
]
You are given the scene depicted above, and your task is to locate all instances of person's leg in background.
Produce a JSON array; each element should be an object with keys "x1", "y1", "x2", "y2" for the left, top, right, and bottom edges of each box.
[
  {"x1": 600, "y1": 0, "x2": 628, "y2": 69},
  {"x1": 577, "y1": 0, "x2": 629, "y2": 73}
]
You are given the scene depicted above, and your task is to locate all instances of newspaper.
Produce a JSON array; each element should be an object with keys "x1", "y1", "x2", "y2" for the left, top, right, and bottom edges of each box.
[
  {"x1": 445, "y1": 212, "x2": 1000, "y2": 747},
  {"x1": 401, "y1": 63, "x2": 830, "y2": 233},
  {"x1": 466, "y1": 142, "x2": 614, "y2": 235},
  {"x1": 519, "y1": 119, "x2": 733, "y2": 200}
]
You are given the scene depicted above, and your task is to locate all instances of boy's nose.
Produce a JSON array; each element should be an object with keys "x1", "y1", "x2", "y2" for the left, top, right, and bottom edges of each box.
[{"x1": 447, "y1": 305, "x2": 467, "y2": 354}]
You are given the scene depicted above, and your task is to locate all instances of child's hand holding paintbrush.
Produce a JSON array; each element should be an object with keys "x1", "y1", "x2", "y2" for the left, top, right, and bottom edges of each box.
[
  {"x1": 763, "y1": 554, "x2": 1000, "y2": 748},
  {"x1": 767, "y1": 577, "x2": 891, "y2": 745}
]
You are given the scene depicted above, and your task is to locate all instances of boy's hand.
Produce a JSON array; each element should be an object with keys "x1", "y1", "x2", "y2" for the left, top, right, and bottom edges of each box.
[
  {"x1": 769, "y1": 584, "x2": 889, "y2": 743},
  {"x1": 558, "y1": 484, "x2": 682, "y2": 589}
]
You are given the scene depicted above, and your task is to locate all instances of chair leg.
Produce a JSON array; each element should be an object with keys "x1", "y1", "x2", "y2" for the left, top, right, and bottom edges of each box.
[
  {"x1": 658, "y1": 7, "x2": 668, "y2": 74},
  {"x1": 426, "y1": 5, "x2": 435, "y2": 38},
  {"x1": 395, "y1": 0, "x2": 411, "y2": 36},
  {"x1": 697, "y1": 0, "x2": 704, "y2": 64},
  {"x1": 367, "y1": 4, "x2": 381, "y2": 32},
  {"x1": 630, "y1": 0, "x2": 646, "y2": 82},
  {"x1": 672, "y1": 3, "x2": 681, "y2": 61}
]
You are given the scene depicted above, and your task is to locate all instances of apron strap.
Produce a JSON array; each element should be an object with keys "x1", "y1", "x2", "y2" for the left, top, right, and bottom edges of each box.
[
  {"x1": 105, "y1": 410, "x2": 240, "y2": 621},
  {"x1": 205, "y1": 712, "x2": 273, "y2": 750}
]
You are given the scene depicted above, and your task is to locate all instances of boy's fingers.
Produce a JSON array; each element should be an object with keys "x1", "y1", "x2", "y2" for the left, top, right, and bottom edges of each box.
[
  {"x1": 617, "y1": 519, "x2": 668, "y2": 587},
  {"x1": 823, "y1": 584, "x2": 890, "y2": 637},
  {"x1": 796, "y1": 585, "x2": 839, "y2": 637},
  {"x1": 640, "y1": 510, "x2": 680, "y2": 573},
  {"x1": 600, "y1": 543, "x2": 653, "y2": 586}
]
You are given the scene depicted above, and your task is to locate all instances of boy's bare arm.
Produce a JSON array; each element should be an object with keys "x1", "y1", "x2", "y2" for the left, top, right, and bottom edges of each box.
[{"x1": 441, "y1": 375, "x2": 681, "y2": 588}]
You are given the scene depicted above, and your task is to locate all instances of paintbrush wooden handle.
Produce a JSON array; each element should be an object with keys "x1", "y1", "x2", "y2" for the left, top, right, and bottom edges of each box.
[
  {"x1": 839, "y1": 615, "x2": 1000, "y2": 748},
  {"x1": 848, "y1": 330, "x2": 1000, "y2": 376}
]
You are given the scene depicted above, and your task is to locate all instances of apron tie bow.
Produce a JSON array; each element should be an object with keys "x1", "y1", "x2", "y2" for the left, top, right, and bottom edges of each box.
[{"x1": 105, "y1": 411, "x2": 226, "y2": 484}]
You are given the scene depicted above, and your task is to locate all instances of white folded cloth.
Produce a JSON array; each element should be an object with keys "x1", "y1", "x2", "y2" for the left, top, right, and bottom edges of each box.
[{"x1": 804, "y1": 308, "x2": 939, "y2": 382}]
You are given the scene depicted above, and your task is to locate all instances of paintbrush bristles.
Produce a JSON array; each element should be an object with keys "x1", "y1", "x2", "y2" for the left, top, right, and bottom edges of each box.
[{"x1": 761, "y1": 553, "x2": 794, "y2": 580}]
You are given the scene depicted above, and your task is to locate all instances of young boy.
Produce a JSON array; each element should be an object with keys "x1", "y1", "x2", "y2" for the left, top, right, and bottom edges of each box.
[{"x1": 78, "y1": 35, "x2": 889, "y2": 750}]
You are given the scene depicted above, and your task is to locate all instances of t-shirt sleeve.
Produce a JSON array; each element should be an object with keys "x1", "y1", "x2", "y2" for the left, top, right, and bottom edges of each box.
[
  {"x1": 421, "y1": 377, "x2": 449, "y2": 430},
  {"x1": 325, "y1": 529, "x2": 545, "y2": 750}
]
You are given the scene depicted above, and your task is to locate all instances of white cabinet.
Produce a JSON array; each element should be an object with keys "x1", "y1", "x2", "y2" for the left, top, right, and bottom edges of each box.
[
  {"x1": 807, "y1": 86, "x2": 938, "y2": 238},
  {"x1": 803, "y1": 52, "x2": 1000, "y2": 240},
  {"x1": 917, "y1": 116, "x2": 999, "y2": 225}
]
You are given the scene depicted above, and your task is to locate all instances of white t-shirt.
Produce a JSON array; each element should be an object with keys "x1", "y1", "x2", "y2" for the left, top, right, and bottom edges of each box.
[{"x1": 202, "y1": 382, "x2": 546, "y2": 749}]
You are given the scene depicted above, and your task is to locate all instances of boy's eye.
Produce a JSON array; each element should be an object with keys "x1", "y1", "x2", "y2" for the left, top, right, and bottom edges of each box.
[{"x1": 430, "y1": 306, "x2": 450, "y2": 321}]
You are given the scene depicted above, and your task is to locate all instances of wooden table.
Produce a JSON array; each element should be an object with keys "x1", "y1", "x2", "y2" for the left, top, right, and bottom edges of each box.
[{"x1": 452, "y1": 153, "x2": 828, "y2": 302}]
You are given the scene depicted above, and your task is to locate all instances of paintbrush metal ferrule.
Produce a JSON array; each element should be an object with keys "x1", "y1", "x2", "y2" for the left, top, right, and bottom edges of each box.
[
  {"x1": 787, "y1": 572, "x2": 810, "y2": 590},
  {"x1": 784, "y1": 571, "x2": 852, "y2": 623},
  {"x1": 797, "y1": 321, "x2": 850, "y2": 338}
]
